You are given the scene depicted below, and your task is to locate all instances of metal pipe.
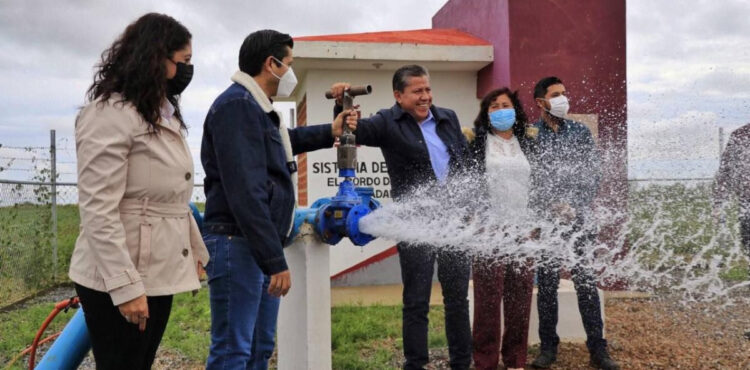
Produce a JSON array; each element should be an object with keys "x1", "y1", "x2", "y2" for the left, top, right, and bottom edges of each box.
[
  {"x1": 324, "y1": 85, "x2": 372, "y2": 179},
  {"x1": 324, "y1": 85, "x2": 372, "y2": 99},
  {"x1": 0, "y1": 179, "x2": 77, "y2": 186},
  {"x1": 50, "y1": 129, "x2": 58, "y2": 281}
]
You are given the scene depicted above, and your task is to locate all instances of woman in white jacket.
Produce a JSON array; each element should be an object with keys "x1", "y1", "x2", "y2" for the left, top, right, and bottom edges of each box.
[
  {"x1": 70, "y1": 13, "x2": 208, "y2": 369},
  {"x1": 464, "y1": 87, "x2": 534, "y2": 370}
]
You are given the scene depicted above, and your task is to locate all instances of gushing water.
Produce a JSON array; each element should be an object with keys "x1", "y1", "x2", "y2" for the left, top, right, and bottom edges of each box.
[{"x1": 359, "y1": 174, "x2": 750, "y2": 304}]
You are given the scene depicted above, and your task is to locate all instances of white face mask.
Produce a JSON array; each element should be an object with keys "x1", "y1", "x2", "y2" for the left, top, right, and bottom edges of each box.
[
  {"x1": 270, "y1": 57, "x2": 298, "y2": 98},
  {"x1": 546, "y1": 95, "x2": 570, "y2": 118}
]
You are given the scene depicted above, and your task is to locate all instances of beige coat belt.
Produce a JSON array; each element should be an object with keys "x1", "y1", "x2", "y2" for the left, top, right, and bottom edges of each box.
[
  {"x1": 117, "y1": 198, "x2": 191, "y2": 278},
  {"x1": 119, "y1": 198, "x2": 190, "y2": 217}
]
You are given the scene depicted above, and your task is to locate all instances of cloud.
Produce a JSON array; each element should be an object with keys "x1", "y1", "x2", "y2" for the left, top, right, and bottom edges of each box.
[
  {"x1": 628, "y1": 111, "x2": 723, "y2": 161},
  {"x1": 626, "y1": 0, "x2": 750, "y2": 128},
  {"x1": 2, "y1": 0, "x2": 750, "y2": 182},
  {"x1": 0, "y1": 0, "x2": 448, "y2": 145}
]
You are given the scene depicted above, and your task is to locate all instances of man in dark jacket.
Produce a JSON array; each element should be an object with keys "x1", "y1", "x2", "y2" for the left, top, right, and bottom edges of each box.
[
  {"x1": 714, "y1": 122, "x2": 750, "y2": 257},
  {"x1": 526, "y1": 76, "x2": 619, "y2": 370},
  {"x1": 713, "y1": 123, "x2": 750, "y2": 341},
  {"x1": 330, "y1": 65, "x2": 472, "y2": 370},
  {"x1": 201, "y1": 29, "x2": 356, "y2": 370}
]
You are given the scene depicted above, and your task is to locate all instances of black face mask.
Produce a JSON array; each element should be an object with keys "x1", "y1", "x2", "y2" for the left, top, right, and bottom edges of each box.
[{"x1": 167, "y1": 61, "x2": 193, "y2": 96}]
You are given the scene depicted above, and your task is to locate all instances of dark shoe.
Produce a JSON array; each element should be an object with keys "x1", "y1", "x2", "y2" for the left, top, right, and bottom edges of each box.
[
  {"x1": 531, "y1": 350, "x2": 557, "y2": 368},
  {"x1": 590, "y1": 349, "x2": 620, "y2": 370}
]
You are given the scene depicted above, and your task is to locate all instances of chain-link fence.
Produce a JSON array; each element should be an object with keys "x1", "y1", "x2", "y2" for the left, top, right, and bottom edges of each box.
[
  {"x1": 0, "y1": 177, "x2": 717, "y2": 307},
  {"x1": 0, "y1": 178, "x2": 205, "y2": 307},
  {"x1": 0, "y1": 129, "x2": 731, "y2": 307},
  {"x1": 0, "y1": 180, "x2": 75, "y2": 305}
]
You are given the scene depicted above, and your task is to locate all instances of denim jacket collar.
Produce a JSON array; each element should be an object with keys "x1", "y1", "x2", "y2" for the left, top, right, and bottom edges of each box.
[
  {"x1": 230, "y1": 70, "x2": 298, "y2": 195},
  {"x1": 231, "y1": 70, "x2": 274, "y2": 113}
]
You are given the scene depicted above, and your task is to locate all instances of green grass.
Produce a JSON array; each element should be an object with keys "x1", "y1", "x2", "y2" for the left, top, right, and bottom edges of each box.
[
  {"x1": 1, "y1": 184, "x2": 748, "y2": 368},
  {"x1": 627, "y1": 184, "x2": 749, "y2": 281},
  {"x1": 0, "y1": 300, "x2": 78, "y2": 369},
  {"x1": 160, "y1": 289, "x2": 212, "y2": 361},
  {"x1": 330, "y1": 304, "x2": 447, "y2": 369},
  {"x1": 2, "y1": 184, "x2": 745, "y2": 308},
  {"x1": 0, "y1": 293, "x2": 448, "y2": 370},
  {"x1": 0, "y1": 204, "x2": 79, "y2": 304}
]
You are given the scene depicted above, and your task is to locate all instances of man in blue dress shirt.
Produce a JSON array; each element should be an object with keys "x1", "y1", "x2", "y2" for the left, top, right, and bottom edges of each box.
[{"x1": 331, "y1": 65, "x2": 472, "y2": 370}]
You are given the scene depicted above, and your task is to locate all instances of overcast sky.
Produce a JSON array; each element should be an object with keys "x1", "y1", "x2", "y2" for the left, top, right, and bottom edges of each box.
[{"x1": 1, "y1": 0, "x2": 749, "y2": 182}]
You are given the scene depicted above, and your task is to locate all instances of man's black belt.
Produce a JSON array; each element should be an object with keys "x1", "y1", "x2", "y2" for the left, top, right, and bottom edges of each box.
[{"x1": 204, "y1": 223, "x2": 242, "y2": 236}]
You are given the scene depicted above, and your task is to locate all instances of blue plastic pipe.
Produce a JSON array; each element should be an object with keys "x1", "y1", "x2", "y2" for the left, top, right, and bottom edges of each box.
[{"x1": 36, "y1": 308, "x2": 90, "y2": 369}]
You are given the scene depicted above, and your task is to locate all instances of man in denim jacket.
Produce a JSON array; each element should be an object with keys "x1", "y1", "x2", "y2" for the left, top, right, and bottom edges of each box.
[
  {"x1": 526, "y1": 76, "x2": 619, "y2": 370},
  {"x1": 200, "y1": 29, "x2": 356, "y2": 370}
]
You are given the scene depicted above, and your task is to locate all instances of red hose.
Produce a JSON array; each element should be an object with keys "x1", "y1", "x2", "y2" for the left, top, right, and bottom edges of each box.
[{"x1": 27, "y1": 297, "x2": 80, "y2": 370}]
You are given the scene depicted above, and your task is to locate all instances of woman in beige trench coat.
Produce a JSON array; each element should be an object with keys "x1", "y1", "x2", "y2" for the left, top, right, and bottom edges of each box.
[{"x1": 69, "y1": 13, "x2": 208, "y2": 369}]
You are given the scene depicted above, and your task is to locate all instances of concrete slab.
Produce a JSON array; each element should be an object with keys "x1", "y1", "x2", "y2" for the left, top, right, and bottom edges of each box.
[
  {"x1": 527, "y1": 279, "x2": 603, "y2": 344},
  {"x1": 331, "y1": 279, "x2": 606, "y2": 345},
  {"x1": 332, "y1": 282, "x2": 446, "y2": 307}
]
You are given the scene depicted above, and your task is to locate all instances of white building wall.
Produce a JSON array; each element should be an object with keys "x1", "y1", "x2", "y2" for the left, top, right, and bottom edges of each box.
[{"x1": 299, "y1": 68, "x2": 480, "y2": 275}]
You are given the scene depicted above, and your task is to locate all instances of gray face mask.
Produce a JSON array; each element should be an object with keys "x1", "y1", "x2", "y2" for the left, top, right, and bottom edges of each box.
[{"x1": 270, "y1": 57, "x2": 298, "y2": 97}]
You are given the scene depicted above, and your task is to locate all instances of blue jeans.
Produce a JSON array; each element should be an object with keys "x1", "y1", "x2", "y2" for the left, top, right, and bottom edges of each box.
[{"x1": 204, "y1": 234, "x2": 280, "y2": 370}]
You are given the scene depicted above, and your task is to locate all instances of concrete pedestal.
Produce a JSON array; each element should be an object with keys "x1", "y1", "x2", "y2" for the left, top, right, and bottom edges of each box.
[{"x1": 277, "y1": 224, "x2": 332, "y2": 370}]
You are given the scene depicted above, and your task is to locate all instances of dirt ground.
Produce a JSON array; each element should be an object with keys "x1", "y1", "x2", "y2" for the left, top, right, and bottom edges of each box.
[
  {"x1": 595, "y1": 298, "x2": 750, "y2": 370},
  {"x1": 405, "y1": 297, "x2": 750, "y2": 370}
]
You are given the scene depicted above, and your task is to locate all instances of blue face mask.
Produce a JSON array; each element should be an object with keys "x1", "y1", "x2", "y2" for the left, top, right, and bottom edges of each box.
[{"x1": 489, "y1": 108, "x2": 516, "y2": 131}]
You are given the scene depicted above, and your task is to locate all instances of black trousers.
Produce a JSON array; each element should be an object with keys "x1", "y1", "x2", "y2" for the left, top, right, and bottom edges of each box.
[
  {"x1": 398, "y1": 243, "x2": 472, "y2": 370},
  {"x1": 536, "y1": 257, "x2": 606, "y2": 354},
  {"x1": 740, "y1": 209, "x2": 750, "y2": 257},
  {"x1": 535, "y1": 220, "x2": 607, "y2": 355},
  {"x1": 75, "y1": 284, "x2": 173, "y2": 370}
]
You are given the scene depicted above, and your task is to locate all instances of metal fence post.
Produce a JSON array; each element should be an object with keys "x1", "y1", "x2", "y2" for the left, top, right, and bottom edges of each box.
[{"x1": 50, "y1": 129, "x2": 58, "y2": 281}]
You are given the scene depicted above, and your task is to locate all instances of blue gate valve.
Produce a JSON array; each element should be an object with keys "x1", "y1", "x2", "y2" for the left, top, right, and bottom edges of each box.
[{"x1": 288, "y1": 84, "x2": 379, "y2": 246}]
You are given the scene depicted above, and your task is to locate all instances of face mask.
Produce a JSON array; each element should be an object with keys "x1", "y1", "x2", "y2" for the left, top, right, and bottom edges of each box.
[
  {"x1": 488, "y1": 108, "x2": 516, "y2": 131},
  {"x1": 546, "y1": 95, "x2": 569, "y2": 118},
  {"x1": 270, "y1": 57, "x2": 298, "y2": 97},
  {"x1": 167, "y1": 61, "x2": 193, "y2": 96}
]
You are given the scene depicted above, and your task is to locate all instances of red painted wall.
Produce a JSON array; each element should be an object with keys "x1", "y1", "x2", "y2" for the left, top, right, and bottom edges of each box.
[
  {"x1": 434, "y1": 0, "x2": 628, "y2": 287},
  {"x1": 430, "y1": 0, "x2": 512, "y2": 95}
]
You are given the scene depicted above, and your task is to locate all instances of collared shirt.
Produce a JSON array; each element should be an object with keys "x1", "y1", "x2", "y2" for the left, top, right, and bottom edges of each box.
[
  {"x1": 417, "y1": 109, "x2": 450, "y2": 182},
  {"x1": 160, "y1": 100, "x2": 175, "y2": 122},
  {"x1": 334, "y1": 102, "x2": 468, "y2": 200},
  {"x1": 526, "y1": 118, "x2": 600, "y2": 212}
]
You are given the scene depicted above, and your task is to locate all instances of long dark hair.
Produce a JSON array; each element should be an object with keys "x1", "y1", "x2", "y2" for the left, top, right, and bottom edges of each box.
[
  {"x1": 473, "y1": 87, "x2": 529, "y2": 140},
  {"x1": 86, "y1": 13, "x2": 191, "y2": 132}
]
